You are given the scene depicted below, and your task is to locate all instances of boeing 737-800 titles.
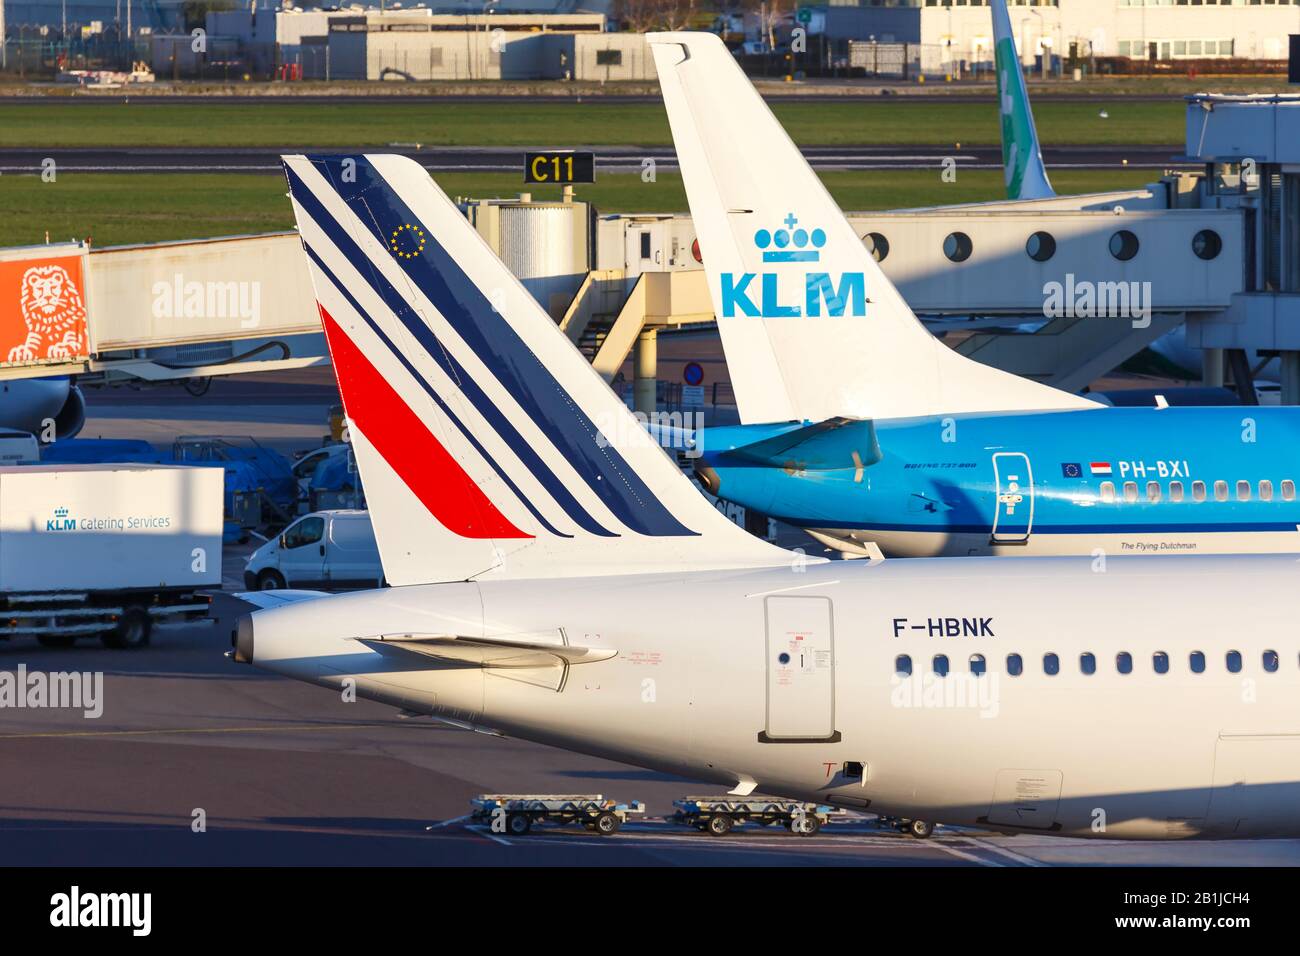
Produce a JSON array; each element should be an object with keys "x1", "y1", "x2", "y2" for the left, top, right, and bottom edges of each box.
[
  {"x1": 652, "y1": 30, "x2": 1300, "y2": 558},
  {"x1": 232, "y1": 149, "x2": 1300, "y2": 840}
]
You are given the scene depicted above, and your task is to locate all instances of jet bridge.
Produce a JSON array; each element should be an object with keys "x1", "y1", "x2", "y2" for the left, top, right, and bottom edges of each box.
[
  {"x1": 593, "y1": 183, "x2": 1244, "y2": 397},
  {"x1": 0, "y1": 233, "x2": 326, "y2": 384}
]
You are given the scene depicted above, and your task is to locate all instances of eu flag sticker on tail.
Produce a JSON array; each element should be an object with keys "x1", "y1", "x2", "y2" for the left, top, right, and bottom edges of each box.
[
  {"x1": 1061, "y1": 462, "x2": 1082, "y2": 479},
  {"x1": 389, "y1": 224, "x2": 426, "y2": 260}
]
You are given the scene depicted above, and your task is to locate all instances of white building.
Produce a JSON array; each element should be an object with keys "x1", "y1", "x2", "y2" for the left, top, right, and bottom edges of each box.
[{"x1": 825, "y1": 0, "x2": 1300, "y2": 67}]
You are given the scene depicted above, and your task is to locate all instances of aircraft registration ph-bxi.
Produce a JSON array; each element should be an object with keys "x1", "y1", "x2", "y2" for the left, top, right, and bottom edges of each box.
[
  {"x1": 235, "y1": 145, "x2": 1300, "y2": 841},
  {"x1": 663, "y1": 30, "x2": 1300, "y2": 558}
]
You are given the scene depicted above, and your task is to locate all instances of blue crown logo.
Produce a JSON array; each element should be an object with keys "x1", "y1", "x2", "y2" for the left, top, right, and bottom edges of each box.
[
  {"x1": 754, "y1": 214, "x2": 827, "y2": 263},
  {"x1": 53, "y1": 507, "x2": 69, "y2": 518}
]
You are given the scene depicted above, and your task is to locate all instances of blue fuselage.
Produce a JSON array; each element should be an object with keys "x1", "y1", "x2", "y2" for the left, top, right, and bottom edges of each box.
[{"x1": 697, "y1": 407, "x2": 1300, "y2": 557}]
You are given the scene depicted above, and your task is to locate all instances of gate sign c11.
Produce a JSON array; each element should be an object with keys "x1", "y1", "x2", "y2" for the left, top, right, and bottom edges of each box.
[{"x1": 525, "y1": 151, "x2": 596, "y2": 185}]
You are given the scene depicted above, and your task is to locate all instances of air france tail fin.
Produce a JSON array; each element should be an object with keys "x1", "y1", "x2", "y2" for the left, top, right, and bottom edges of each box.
[
  {"x1": 282, "y1": 154, "x2": 795, "y2": 586},
  {"x1": 992, "y1": 0, "x2": 1055, "y2": 200},
  {"x1": 647, "y1": 33, "x2": 1094, "y2": 425}
]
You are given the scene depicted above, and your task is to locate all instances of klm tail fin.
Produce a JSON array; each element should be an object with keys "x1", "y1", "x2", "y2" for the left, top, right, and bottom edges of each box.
[
  {"x1": 282, "y1": 154, "x2": 794, "y2": 585},
  {"x1": 648, "y1": 33, "x2": 1094, "y2": 425},
  {"x1": 992, "y1": 0, "x2": 1055, "y2": 200}
]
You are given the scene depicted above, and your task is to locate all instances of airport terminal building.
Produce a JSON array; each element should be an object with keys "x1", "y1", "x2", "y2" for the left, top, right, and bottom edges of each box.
[{"x1": 824, "y1": 0, "x2": 1300, "y2": 68}]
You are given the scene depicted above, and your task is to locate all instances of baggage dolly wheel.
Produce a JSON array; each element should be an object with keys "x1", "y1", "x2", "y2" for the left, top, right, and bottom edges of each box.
[
  {"x1": 788, "y1": 814, "x2": 821, "y2": 836},
  {"x1": 506, "y1": 813, "x2": 532, "y2": 836},
  {"x1": 908, "y1": 819, "x2": 934, "y2": 839},
  {"x1": 594, "y1": 812, "x2": 622, "y2": 835},
  {"x1": 706, "y1": 814, "x2": 734, "y2": 836}
]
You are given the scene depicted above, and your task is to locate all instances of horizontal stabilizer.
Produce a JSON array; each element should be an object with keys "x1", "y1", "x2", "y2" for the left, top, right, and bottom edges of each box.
[
  {"x1": 720, "y1": 417, "x2": 882, "y2": 472},
  {"x1": 355, "y1": 633, "x2": 618, "y2": 668},
  {"x1": 234, "y1": 590, "x2": 332, "y2": 610}
]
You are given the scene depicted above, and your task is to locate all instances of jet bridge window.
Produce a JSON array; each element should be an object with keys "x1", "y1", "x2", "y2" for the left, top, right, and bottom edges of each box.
[
  {"x1": 969, "y1": 654, "x2": 986, "y2": 677},
  {"x1": 1170, "y1": 481, "x2": 1184, "y2": 502},
  {"x1": 1146, "y1": 481, "x2": 1162, "y2": 503},
  {"x1": 1192, "y1": 481, "x2": 1207, "y2": 502},
  {"x1": 1283, "y1": 480, "x2": 1296, "y2": 501},
  {"x1": 1006, "y1": 653, "x2": 1023, "y2": 677},
  {"x1": 1109, "y1": 229, "x2": 1140, "y2": 262},
  {"x1": 1026, "y1": 231, "x2": 1056, "y2": 262},
  {"x1": 932, "y1": 655, "x2": 949, "y2": 677},
  {"x1": 1263, "y1": 650, "x2": 1280, "y2": 673},
  {"x1": 1123, "y1": 481, "x2": 1139, "y2": 503},
  {"x1": 1043, "y1": 653, "x2": 1060, "y2": 676},
  {"x1": 943, "y1": 232, "x2": 973, "y2": 263},
  {"x1": 1226, "y1": 650, "x2": 1243, "y2": 674},
  {"x1": 1099, "y1": 481, "x2": 1116, "y2": 503},
  {"x1": 1237, "y1": 480, "x2": 1252, "y2": 502},
  {"x1": 1080, "y1": 652, "x2": 1096, "y2": 675},
  {"x1": 863, "y1": 232, "x2": 890, "y2": 262},
  {"x1": 1153, "y1": 651, "x2": 1169, "y2": 674},
  {"x1": 1116, "y1": 652, "x2": 1133, "y2": 675},
  {"x1": 1190, "y1": 651, "x2": 1206, "y2": 674},
  {"x1": 1260, "y1": 480, "x2": 1274, "y2": 501},
  {"x1": 1192, "y1": 229, "x2": 1223, "y2": 261},
  {"x1": 1214, "y1": 481, "x2": 1229, "y2": 502},
  {"x1": 895, "y1": 655, "x2": 913, "y2": 677}
]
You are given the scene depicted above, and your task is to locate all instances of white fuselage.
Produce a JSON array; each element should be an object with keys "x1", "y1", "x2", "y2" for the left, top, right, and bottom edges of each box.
[{"x1": 246, "y1": 554, "x2": 1300, "y2": 840}]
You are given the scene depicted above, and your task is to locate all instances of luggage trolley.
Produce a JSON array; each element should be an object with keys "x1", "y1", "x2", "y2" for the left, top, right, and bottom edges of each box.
[
  {"x1": 469, "y1": 794, "x2": 645, "y2": 837},
  {"x1": 672, "y1": 796, "x2": 842, "y2": 837}
]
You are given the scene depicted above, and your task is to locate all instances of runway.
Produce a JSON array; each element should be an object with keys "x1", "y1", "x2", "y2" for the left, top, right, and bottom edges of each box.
[{"x1": 0, "y1": 144, "x2": 1186, "y2": 175}]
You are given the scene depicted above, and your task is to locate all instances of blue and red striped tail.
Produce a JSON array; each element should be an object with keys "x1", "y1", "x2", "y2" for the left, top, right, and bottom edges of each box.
[{"x1": 282, "y1": 154, "x2": 790, "y2": 585}]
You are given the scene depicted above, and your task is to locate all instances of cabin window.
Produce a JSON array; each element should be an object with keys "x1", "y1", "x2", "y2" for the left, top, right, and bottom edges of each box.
[
  {"x1": 895, "y1": 654, "x2": 912, "y2": 677},
  {"x1": 1237, "y1": 480, "x2": 1252, "y2": 502},
  {"x1": 933, "y1": 654, "x2": 949, "y2": 677},
  {"x1": 1190, "y1": 651, "x2": 1206, "y2": 673},
  {"x1": 1226, "y1": 650, "x2": 1242, "y2": 673},
  {"x1": 1215, "y1": 480, "x2": 1229, "y2": 502},
  {"x1": 1192, "y1": 480, "x2": 1207, "y2": 502},
  {"x1": 969, "y1": 654, "x2": 986, "y2": 677},
  {"x1": 1260, "y1": 480, "x2": 1274, "y2": 502},
  {"x1": 1263, "y1": 650, "x2": 1279, "y2": 673},
  {"x1": 1100, "y1": 481, "x2": 1116, "y2": 503},
  {"x1": 1080, "y1": 652, "x2": 1096, "y2": 675},
  {"x1": 1283, "y1": 480, "x2": 1296, "y2": 501},
  {"x1": 1043, "y1": 653, "x2": 1060, "y2": 676},
  {"x1": 1117, "y1": 652, "x2": 1133, "y2": 674},
  {"x1": 1146, "y1": 481, "x2": 1162, "y2": 503},
  {"x1": 1123, "y1": 481, "x2": 1139, "y2": 503},
  {"x1": 1006, "y1": 653, "x2": 1023, "y2": 677},
  {"x1": 1170, "y1": 481, "x2": 1184, "y2": 502},
  {"x1": 1153, "y1": 651, "x2": 1169, "y2": 674}
]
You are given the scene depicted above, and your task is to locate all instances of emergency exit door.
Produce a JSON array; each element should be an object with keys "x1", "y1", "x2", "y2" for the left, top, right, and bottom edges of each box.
[
  {"x1": 759, "y1": 596, "x2": 840, "y2": 743},
  {"x1": 991, "y1": 452, "x2": 1035, "y2": 545}
]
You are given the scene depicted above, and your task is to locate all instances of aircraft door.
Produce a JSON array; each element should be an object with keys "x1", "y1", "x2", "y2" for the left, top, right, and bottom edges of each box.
[
  {"x1": 991, "y1": 452, "x2": 1034, "y2": 545},
  {"x1": 759, "y1": 596, "x2": 840, "y2": 743}
]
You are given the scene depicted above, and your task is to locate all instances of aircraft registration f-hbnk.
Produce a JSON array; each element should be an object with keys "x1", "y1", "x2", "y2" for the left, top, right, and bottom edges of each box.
[
  {"x1": 234, "y1": 148, "x2": 1300, "y2": 841},
  {"x1": 660, "y1": 28, "x2": 1300, "y2": 558}
]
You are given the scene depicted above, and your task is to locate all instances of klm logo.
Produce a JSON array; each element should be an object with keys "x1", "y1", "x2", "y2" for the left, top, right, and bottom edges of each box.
[
  {"x1": 720, "y1": 214, "x2": 867, "y2": 319},
  {"x1": 47, "y1": 507, "x2": 75, "y2": 532}
]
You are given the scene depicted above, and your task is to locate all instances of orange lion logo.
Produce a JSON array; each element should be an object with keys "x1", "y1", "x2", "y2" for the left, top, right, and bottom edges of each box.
[{"x1": 9, "y1": 264, "x2": 87, "y2": 363}]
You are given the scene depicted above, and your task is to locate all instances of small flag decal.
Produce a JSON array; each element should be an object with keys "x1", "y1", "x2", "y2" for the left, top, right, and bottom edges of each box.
[
  {"x1": 1090, "y1": 462, "x2": 1113, "y2": 476},
  {"x1": 1061, "y1": 463, "x2": 1082, "y2": 478}
]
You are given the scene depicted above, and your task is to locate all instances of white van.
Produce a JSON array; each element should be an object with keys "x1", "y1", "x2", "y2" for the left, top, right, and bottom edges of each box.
[{"x1": 243, "y1": 510, "x2": 383, "y2": 591}]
